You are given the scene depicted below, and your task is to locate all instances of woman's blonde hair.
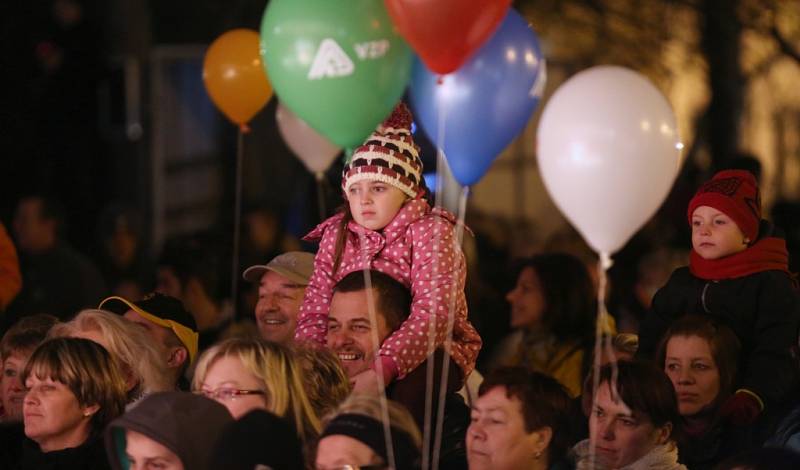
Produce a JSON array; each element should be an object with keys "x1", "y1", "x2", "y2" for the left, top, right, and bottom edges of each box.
[
  {"x1": 22, "y1": 337, "x2": 128, "y2": 438},
  {"x1": 49, "y1": 309, "x2": 173, "y2": 400},
  {"x1": 192, "y1": 338, "x2": 321, "y2": 442},
  {"x1": 293, "y1": 344, "x2": 351, "y2": 418},
  {"x1": 323, "y1": 394, "x2": 422, "y2": 450}
]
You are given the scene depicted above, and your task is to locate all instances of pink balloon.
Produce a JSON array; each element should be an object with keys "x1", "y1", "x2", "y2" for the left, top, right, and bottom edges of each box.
[{"x1": 276, "y1": 103, "x2": 341, "y2": 175}]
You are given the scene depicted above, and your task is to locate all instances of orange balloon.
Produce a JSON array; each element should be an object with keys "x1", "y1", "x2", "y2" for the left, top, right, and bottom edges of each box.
[{"x1": 203, "y1": 29, "x2": 273, "y2": 130}]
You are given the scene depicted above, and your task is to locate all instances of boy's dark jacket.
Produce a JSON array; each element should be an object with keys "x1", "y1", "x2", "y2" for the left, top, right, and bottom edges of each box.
[{"x1": 638, "y1": 224, "x2": 800, "y2": 411}]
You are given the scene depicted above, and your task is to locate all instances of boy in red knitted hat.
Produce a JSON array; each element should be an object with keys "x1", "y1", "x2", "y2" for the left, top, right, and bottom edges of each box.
[
  {"x1": 295, "y1": 102, "x2": 482, "y2": 394},
  {"x1": 638, "y1": 170, "x2": 800, "y2": 431}
]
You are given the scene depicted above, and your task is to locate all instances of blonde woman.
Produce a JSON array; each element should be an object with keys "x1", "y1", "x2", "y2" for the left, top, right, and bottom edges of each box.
[
  {"x1": 49, "y1": 309, "x2": 173, "y2": 403},
  {"x1": 315, "y1": 394, "x2": 422, "y2": 470},
  {"x1": 192, "y1": 338, "x2": 321, "y2": 445}
]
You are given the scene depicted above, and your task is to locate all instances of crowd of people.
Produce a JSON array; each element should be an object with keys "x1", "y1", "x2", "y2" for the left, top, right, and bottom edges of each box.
[{"x1": 1, "y1": 103, "x2": 800, "y2": 470}]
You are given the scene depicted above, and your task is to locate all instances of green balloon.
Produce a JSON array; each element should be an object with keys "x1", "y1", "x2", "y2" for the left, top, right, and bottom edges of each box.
[{"x1": 261, "y1": 0, "x2": 412, "y2": 148}]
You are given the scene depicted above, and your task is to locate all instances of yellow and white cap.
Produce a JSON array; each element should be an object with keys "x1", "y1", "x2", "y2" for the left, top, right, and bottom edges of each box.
[{"x1": 99, "y1": 293, "x2": 200, "y2": 365}]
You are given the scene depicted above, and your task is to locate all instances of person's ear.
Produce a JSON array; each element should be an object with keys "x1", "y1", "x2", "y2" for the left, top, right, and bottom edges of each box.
[
  {"x1": 655, "y1": 422, "x2": 672, "y2": 445},
  {"x1": 529, "y1": 426, "x2": 553, "y2": 458},
  {"x1": 121, "y1": 364, "x2": 138, "y2": 393},
  {"x1": 81, "y1": 403, "x2": 100, "y2": 418},
  {"x1": 167, "y1": 347, "x2": 188, "y2": 369}
]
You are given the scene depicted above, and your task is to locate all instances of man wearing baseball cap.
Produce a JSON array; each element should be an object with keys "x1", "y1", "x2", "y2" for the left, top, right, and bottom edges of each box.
[
  {"x1": 243, "y1": 251, "x2": 314, "y2": 344},
  {"x1": 99, "y1": 292, "x2": 198, "y2": 390}
]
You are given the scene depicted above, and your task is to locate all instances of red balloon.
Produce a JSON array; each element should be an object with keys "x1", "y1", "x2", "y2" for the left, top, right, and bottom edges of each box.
[{"x1": 384, "y1": 0, "x2": 512, "y2": 74}]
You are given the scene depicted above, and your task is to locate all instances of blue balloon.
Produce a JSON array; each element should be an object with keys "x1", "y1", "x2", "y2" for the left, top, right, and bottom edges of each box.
[{"x1": 410, "y1": 9, "x2": 545, "y2": 186}]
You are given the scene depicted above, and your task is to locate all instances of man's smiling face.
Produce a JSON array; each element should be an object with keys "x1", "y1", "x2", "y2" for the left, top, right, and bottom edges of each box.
[
  {"x1": 326, "y1": 289, "x2": 392, "y2": 378},
  {"x1": 255, "y1": 271, "x2": 306, "y2": 344}
]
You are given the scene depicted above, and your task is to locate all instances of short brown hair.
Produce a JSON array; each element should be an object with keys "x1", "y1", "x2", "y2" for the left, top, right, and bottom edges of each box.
[
  {"x1": 479, "y1": 367, "x2": 573, "y2": 463},
  {"x1": 656, "y1": 315, "x2": 740, "y2": 401},
  {"x1": 0, "y1": 314, "x2": 59, "y2": 360},
  {"x1": 22, "y1": 337, "x2": 128, "y2": 437},
  {"x1": 333, "y1": 270, "x2": 411, "y2": 333},
  {"x1": 589, "y1": 361, "x2": 680, "y2": 438}
]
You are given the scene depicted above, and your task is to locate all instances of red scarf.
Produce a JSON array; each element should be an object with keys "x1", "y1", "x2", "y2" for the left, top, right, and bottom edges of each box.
[{"x1": 689, "y1": 237, "x2": 791, "y2": 280}]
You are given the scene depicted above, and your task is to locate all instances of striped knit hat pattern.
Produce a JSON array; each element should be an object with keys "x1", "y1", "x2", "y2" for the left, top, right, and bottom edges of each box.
[{"x1": 342, "y1": 102, "x2": 424, "y2": 199}]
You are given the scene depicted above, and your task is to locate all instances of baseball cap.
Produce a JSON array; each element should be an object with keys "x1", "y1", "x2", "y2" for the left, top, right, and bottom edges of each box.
[
  {"x1": 99, "y1": 293, "x2": 200, "y2": 364},
  {"x1": 242, "y1": 251, "x2": 315, "y2": 285}
]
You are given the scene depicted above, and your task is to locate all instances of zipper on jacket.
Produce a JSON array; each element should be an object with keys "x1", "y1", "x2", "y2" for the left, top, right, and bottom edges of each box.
[{"x1": 701, "y1": 283, "x2": 711, "y2": 313}]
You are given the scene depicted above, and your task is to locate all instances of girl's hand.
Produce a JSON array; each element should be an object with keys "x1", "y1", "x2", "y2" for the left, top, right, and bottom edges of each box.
[{"x1": 350, "y1": 369, "x2": 383, "y2": 395}]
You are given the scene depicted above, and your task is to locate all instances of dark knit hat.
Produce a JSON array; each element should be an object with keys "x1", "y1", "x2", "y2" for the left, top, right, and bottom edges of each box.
[
  {"x1": 210, "y1": 410, "x2": 304, "y2": 470},
  {"x1": 342, "y1": 102, "x2": 424, "y2": 199},
  {"x1": 687, "y1": 169, "x2": 761, "y2": 241},
  {"x1": 319, "y1": 413, "x2": 421, "y2": 469}
]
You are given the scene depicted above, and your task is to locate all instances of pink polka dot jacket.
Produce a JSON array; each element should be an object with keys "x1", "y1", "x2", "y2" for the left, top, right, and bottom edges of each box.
[{"x1": 296, "y1": 198, "x2": 482, "y2": 381}]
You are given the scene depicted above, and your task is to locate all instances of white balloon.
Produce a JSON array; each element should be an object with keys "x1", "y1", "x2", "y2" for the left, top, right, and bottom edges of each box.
[
  {"x1": 276, "y1": 102, "x2": 341, "y2": 175},
  {"x1": 537, "y1": 66, "x2": 683, "y2": 255}
]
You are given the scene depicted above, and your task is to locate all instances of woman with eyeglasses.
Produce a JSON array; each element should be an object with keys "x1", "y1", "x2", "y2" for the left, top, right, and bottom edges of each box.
[{"x1": 191, "y1": 338, "x2": 321, "y2": 451}]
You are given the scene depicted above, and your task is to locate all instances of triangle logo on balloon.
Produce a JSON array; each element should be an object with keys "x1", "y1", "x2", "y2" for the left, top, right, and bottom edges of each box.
[{"x1": 308, "y1": 39, "x2": 354, "y2": 80}]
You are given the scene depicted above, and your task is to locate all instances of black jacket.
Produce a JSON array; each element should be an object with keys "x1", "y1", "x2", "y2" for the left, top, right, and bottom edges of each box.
[
  {"x1": 638, "y1": 266, "x2": 800, "y2": 411},
  {"x1": 0, "y1": 422, "x2": 110, "y2": 470},
  {"x1": 678, "y1": 418, "x2": 756, "y2": 470}
]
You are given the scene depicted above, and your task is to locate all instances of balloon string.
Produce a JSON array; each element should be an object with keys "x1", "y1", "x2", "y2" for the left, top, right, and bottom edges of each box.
[
  {"x1": 315, "y1": 172, "x2": 327, "y2": 222},
  {"x1": 432, "y1": 185, "x2": 468, "y2": 468},
  {"x1": 355, "y1": 233, "x2": 396, "y2": 469},
  {"x1": 423, "y1": 97, "x2": 449, "y2": 470},
  {"x1": 230, "y1": 129, "x2": 244, "y2": 319},
  {"x1": 589, "y1": 251, "x2": 615, "y2": 470}
]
